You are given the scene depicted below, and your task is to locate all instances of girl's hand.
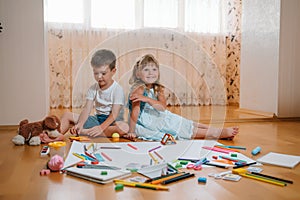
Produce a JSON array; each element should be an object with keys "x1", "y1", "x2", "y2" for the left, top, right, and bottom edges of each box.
[
  {"x1": 130, "y1": 93, "x2": 148, "y2": 103},
  {"x1": 123, "y1": 133, "x2": 137, "y2": 141}
]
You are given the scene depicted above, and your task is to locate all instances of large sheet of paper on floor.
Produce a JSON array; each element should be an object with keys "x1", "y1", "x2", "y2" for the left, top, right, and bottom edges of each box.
[{"x1": 63, "y1": 140, "x2": 255, "y2": 183}]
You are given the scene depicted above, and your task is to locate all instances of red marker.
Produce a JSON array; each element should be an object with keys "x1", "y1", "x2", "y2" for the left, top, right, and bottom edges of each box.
[{"x1": 127, "y1": 143, "x2": 138, "y2": 150}]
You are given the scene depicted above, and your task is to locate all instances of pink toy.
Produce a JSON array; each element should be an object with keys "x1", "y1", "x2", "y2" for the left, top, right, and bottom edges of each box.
[
  {"x1": 40, "y1": 169, "x2": 51, "y2": 176},
  {"x1": 47, "y1": 155, "x2": 64, "y2": 172}
]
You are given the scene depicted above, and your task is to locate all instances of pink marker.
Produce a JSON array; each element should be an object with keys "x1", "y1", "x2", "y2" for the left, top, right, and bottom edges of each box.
[
  {"x1": 127, "y1": 143, "x2": 138, "y2": 150},
  {"x1": 100, "y1": 152, "x2": 112, "y2": 161}
]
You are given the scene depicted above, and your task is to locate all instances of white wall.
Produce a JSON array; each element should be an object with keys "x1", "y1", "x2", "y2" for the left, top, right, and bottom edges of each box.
[
  {"x1": 240, "y1": 0, "x2": 281, "y2": 115},
  {"x1": 0, "y1": 0, "x2": 49, "y2": 125},
  {"x1": 278, "y1": 0, "x2": 300, "y2": 117}
]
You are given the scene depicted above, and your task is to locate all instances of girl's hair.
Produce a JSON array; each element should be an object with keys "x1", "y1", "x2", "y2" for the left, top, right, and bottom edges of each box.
[{"x1": 129, "y1": 54, "x2": 163, "y2": 96}]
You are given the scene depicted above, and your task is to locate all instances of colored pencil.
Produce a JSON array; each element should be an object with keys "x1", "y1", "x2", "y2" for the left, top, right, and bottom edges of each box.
[
  {"x1": 233, "y1": 162, "x2": 257, "y2": 169},
  {"x1": 151, "y1": 173, "x2": 185, "y2": 184},
  {"x1": 243, "y1": 173, "x2": 286, "y2": 187},
  {"x1": 215, "y1": 145, "x2": 246, "y2": 150},
  {"x1": 161, "y1": 173, "x2": 195, "y2": 185},
  {"x1": 251, "y1": 172, "x2": 293, "y2": 184},
  {"x1": 114, "y1": 180, "x2": 169, "y2": 190},
  {"x1": 203, "y1": 162, "x2": 230, "y2": 169}
]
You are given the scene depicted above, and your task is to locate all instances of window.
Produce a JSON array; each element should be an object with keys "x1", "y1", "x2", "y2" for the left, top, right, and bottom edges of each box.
[
  {"x1": 46, "y1": 0, "x2": 84, "y2": 23},
  {"x1": 45, "y1": 0, "x2": 225, "y2": 33},
  {"x1": 91, "y1": 0, "x2": 135, "y2": 29},
  {"x1": 184, "y1": 0, "x2": 223, "y2": 33},
  {"x1": 144, "y1": 0, "x2": 178, "y2": 28}
]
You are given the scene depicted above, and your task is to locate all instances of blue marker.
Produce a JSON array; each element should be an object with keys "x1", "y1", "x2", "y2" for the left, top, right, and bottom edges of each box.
[{"x1": 251, "y1": 146, "x2": 261, "y2": 155}]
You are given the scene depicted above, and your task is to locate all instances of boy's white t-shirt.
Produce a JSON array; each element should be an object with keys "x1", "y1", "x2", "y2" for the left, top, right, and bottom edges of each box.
[{"x1": 86, "y1": 81, "x2": 125, "y2": 115}]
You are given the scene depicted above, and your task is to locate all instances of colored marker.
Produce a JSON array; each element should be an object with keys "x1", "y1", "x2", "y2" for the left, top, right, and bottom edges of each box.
[
  {"x1": 219, "y1": 155, "x2": 247, "y2": 163},
  {"x1": 203, "y1": 161, "x2": 230, "y2": 169},
  {"x1": 100, "y1": 146, "x2": 121, "y2": 149},
  {"x1": 127, "y1": 143, "x2": 138, "y2": 150},
  {"x1": 101, "y1": 152, "x2": 112, "y2": 161},
  {"x1": 148, "y1": 152, "x2": 158, "y2": 164},
  {"x1": 202, "y1": 146, "x2": 233, "y2": 154},
  {"x1": 153, "y1": 151, "x2": 164, "y2": 160},
  {"x1": 85, "y1": 151, "x2": 98, "y2": 161},
  {"x1": 72, "y1": 153, "x2": 85, "y2": 160},
  {"x1": 148, "y1": 145, "x2": 162, "y2": 152},
  {"x1": 94, "y1": 153, "x2": 105, "y2": 161}
]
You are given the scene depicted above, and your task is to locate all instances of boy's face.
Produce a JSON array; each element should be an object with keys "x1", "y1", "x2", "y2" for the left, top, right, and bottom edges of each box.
[{"x1": 93, "y1": 65, "x2": 116, "y2": 89}]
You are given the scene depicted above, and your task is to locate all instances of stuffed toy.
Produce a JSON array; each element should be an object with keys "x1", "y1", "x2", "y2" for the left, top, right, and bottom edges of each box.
[{"x1": 12, "y1": 115, "x2": 64, "y2": 146}]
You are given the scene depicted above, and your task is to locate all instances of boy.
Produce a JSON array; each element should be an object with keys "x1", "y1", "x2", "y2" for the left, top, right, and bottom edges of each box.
[{"x1": 60, "y1": 49, "x2": 129, "y2": 137}]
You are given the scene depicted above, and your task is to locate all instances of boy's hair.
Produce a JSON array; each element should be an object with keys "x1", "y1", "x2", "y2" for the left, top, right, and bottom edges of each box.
[{"x1": 90, "y1": 49, "x2": 116, "y2": 70}]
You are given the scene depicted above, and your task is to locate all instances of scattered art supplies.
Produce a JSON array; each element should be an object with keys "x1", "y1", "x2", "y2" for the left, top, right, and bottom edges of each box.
[
  {"x1": 256, "y1": 152, "x2": 300, "y2": 168},
  {"x1": 62, "y1": 141, "x2": 131, "y2": 184},
  {"x1": 63, "y1": 140, "x2": 256, "y2": 184}
]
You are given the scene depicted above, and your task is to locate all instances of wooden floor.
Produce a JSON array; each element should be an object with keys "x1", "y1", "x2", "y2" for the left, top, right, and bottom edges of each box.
[{"x1": 1, "y1": 105, "x2": 300, "y2": 200}]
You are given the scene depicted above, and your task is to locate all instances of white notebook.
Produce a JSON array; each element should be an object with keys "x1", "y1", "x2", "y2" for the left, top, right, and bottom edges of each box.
[{"x1": 257, "y1": 152, "x2": 300, "y2": 168}]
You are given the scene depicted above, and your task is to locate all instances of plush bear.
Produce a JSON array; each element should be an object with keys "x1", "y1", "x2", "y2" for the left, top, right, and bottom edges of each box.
[{"x1": 12, "y1": 115, "x2": 63, "y2": 146}]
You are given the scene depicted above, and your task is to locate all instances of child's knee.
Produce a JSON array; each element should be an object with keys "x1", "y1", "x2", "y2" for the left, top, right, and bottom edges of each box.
[
  {"x1": 61, "y1": 112, "x2": 74, "y2": 121},
  {"x1": 116, "y1": 121, "x2": 129, "y2": 133}
]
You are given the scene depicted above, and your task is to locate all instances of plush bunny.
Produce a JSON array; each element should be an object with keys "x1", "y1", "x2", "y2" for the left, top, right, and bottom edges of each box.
[{"x1": 12, "y1": 115, "x2": 63, "y2": 146}]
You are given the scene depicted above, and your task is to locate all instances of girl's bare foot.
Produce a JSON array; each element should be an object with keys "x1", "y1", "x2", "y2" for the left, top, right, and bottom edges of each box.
[{"x1": 206, "y1": 127, "x2": 239, "y2": 139}]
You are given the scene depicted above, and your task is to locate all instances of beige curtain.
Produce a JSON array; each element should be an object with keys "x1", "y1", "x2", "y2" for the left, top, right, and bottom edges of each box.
[{"x1": 47, "y1": 0, "x2": 241, "y2": 108}]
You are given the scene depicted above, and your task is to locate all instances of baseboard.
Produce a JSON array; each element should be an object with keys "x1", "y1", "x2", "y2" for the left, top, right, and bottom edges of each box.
[
  {"x1": 235, "y1": 108, "x2": 275, "y2": 118},
  {"x1": 0, "y1": 125, "x2": 18, "y2": 130}
]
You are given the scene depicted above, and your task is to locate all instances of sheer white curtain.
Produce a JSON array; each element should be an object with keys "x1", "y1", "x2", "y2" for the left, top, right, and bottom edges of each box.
[{"x1": 45, "y1": 0, "x2": 241, "y2": 108}]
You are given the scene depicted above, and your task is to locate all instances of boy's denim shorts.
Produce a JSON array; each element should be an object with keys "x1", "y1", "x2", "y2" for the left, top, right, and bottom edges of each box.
[{"x1": 83, "y1": 114, "x2": 122, "y2": 129}]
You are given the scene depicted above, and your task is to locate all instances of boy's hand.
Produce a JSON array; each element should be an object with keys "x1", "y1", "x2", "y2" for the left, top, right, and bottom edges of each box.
[{"x1": 70, "y1": 125, "x2": 82, "y2": 136}]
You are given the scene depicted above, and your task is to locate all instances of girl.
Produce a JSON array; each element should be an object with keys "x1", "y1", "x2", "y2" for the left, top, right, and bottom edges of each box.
[{"x1": 125, "y1": 54, "x2": 238, "y2": 141}]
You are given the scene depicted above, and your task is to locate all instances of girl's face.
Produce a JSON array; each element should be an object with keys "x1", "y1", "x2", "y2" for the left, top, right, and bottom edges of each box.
[{"x1": 137, "y1": 62, "x2": 159, "y2": 84}]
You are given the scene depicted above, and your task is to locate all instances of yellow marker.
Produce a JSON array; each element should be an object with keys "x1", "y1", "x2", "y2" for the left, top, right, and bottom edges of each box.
[
  {"x1": 114, "y1": 180, "x2": 169, "y2": 190},
  {"x1": 148, "y1": 152, "x2": 158, "y2": 164},
  {"x1": 86, "y1": 143, "x2": 94, "y2": 151},
  {"x1": 72, "y1": 152, "x2": 85, "y2": 160}
]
